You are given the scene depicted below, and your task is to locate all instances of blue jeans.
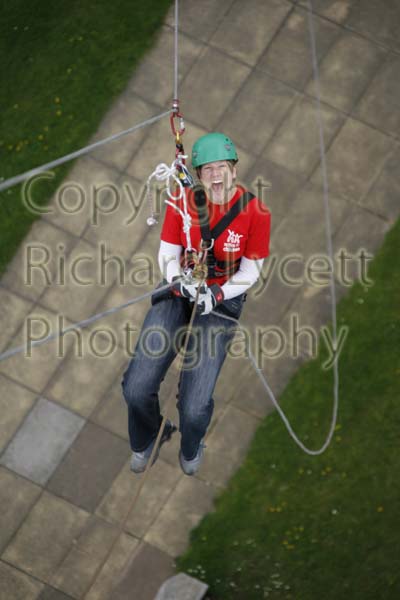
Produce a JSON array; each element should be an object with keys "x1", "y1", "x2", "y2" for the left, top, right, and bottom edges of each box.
[{"x1": 121, "y1": 286, "x2": 245, "y2": 460}]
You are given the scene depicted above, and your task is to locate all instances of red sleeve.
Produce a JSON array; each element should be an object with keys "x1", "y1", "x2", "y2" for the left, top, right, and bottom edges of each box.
[
  {"x1": 160, "y1": 202, "x2": 183, "y2": 245},
  {"x1": 244, "y1": 200, "x2": 271, "y2": 259}
]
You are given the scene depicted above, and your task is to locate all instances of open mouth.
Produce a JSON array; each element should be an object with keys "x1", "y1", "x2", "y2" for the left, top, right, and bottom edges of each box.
[{"x1": 211, "y1": 181, "x2": 224, "y2": 194}]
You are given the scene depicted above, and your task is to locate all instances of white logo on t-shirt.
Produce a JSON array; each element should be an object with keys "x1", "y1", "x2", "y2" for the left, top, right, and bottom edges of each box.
[{"x1": 223, "y1": 229, "x2": 243, "y2": 252}]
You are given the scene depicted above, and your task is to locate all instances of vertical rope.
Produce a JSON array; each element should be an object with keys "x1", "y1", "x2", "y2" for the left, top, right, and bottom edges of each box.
[
  {"x1": 303, "y1": 0, "x2": 339, "y2": 453},
  {"x1": 174, "y1": 0, "x2": 179, "y2": 100}
]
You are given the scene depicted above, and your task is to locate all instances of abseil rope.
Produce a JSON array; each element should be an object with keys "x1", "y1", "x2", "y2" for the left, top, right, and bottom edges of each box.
[
  {"x1": 174, "y1": 0, "x2": 179, "y2": 100},
  {"x1": 0, "y1": 109, "x2": 172, "y2": 193}
]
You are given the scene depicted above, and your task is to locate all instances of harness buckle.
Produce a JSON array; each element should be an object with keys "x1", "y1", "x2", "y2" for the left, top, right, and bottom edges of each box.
[{"x1": 200, "y1": 238, "x2": 214, "y2": 251}]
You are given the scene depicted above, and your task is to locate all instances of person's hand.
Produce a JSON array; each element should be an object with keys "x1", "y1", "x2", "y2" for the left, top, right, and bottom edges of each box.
[
  {"x1": 171, "y1": 275, "x2": 206, "y2": 301},
  {"x1": 196, "y1": 283, "x2": 224, "y2": 315}
]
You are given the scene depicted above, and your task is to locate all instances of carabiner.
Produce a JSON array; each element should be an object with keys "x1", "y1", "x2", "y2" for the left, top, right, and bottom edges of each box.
[{"x1": 170, "y1": 99, "x2": 185, "y2": 139}]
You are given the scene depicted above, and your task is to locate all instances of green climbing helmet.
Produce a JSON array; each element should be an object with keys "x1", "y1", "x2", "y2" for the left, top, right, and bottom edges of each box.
[{"x1": 191, "y1": 132, "x2": 238, "y2": 168}]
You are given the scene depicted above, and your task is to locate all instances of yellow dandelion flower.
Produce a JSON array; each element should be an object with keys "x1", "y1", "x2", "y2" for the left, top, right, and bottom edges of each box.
[
  {"x1": 54, "y1": 97, "x2": 60, "y2": 104},
  {"x1": 13, "y1": 104, "x2": 19, "y2": 109},
  {"x1": 377, "y1": 506, "x2": 384, "y2": 513},
  {"x1": 38, "y1": 134, "x2": 44, "y2": 141},
  {"x1": 56, "y1": 110, "x2": 62, "y2": 116},
  {"x1": 43, "y1": 126, "x2": 49, "y2": 132}
]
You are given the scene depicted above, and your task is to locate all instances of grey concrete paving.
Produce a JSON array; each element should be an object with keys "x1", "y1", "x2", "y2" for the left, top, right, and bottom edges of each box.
[
  {"x1": 0, "y1": 397, "x2": 85, "y2": 485},
  {"x1": 1, "y1": 0, "x2": 400, "y2": 598}
]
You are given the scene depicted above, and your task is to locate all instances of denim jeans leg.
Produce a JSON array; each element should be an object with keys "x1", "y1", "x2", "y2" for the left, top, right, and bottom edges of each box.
[
  {"x1": 121, "y1": 295, "x2": 189, "y2": 451},
  {"x1": 177, "y1": 312, "x2": 238, "y2": 460}
]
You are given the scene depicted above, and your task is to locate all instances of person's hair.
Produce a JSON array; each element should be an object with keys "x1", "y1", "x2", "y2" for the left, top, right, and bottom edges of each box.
[{"x1": 196, "y1": 159, "x2": 238, "y2": 179}]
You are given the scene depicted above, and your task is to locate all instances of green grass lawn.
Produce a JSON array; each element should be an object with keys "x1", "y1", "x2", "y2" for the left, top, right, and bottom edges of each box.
[
  {"x1": 0, "y1": 0, "x2": 172, "y2": 275},
  {"x1": 176, "y1": 217, "x2": 400, "y2": 599}
]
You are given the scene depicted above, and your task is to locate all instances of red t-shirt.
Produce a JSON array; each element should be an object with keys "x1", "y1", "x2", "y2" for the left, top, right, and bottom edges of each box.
[{"x1": 161, "y1": 185, "x2": 271, "y2": 286}]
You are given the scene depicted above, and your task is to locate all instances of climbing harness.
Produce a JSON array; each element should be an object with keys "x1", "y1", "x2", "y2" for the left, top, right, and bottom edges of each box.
[{"x1": 194, "y1": 186, "x2": 256, "y2": 279}]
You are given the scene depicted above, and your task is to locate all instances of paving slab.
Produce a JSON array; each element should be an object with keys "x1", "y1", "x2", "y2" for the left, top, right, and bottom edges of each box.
[
  {"x1": 91, "y1": 377, "x2": 129, "y2": 440},
  {"x1": 311, "y1": 118, "x2": 395, "y2": 202},
  {"x1": 361, "y1": 146, "x2": 400, "y2": 224},
  {"x1": 1, "y1": 219, "x2": 76, "y2": 303},
  {"x1": 112, "y1": 542, "x2": 176, "y2": 600},
  {"x1": 84, "y1": 533, "x2": 140, "y2": 600},
  {"x1": 47, "y1": 422, "x2": 130, "y2": 513},
  {"x1": 46, "y1": 340, "x2": 126, "y2": 418},
  {"x1": 258, "y1": 5, "x2": 341, "y2": 89},
  {"x1": 0, "y1": 561, "x2": 44, "y2": 600},
  {"x1": 0, "y1": 375, "x2": 37, "y2": 452},
  {"x1": 128, "y1": 25, "x2": 204, "y2": 108},
  {"x1": 346, "y1": 0, "x2": 400, "y2": 52},
  {"x1": 242, "y1": 270, "x2": 299, "y2": 330},
  {"x1": 0, "y1": 468, "x2": 41, "y2": 554},
  {"x1": 92, "y1": 281, "x2": 150, "y2": 356},
  {"x1": 306, "y1": 31, "x2": 387, "y2": 113},
  {"x1": 3, "y1": 491, "x2": 89, "y2": 583},
  {"x1": 298, "y1": 0, "x2": 358, "y2": 24},
  {"x1": 264, "y1": 95, "x2": 345, "y2": 176},
  {"x1": 228, "y1": 352, "x2": 304, "y2": 419},
  {"x1": 246, "y1": 155, "x2": 306, "y2": 225},
  {"x1": 39, "y1": 238, "x2": 112, "y2": 323},
  {"x1": 178, "y1": 46, "x2": 251, "y2": 130},
  {"x1": 38, "y1": 587, "x2": 75, "y2": 600},
  {"x1": 354, "y1": 53, "x2": 400, "y2": 139},
  {"x1": 0, "y1": 287, "x2": 33, "y2": 353},
  {"x1": 0, "y1": 309, "x2": 75, "y2": 393},
  {"x1": 42, "y1": 157, "x2": 120, "y2": 238},
  {"x1": 0, "y1": 397, "x2": 84, "y2": 485},
  {"x1": 96, "y1": 456, "x2": 181, "y2": 538},
  {"x1": 90, "y1": 92, "x2": 159, "y2": 173},
  {"x1": 82, "y1": 173, "x2": 151, "y2": 258},
  {"x1": 144, "y1": 476, "x2": 217, "y2": 557},
  {"x1": 218, "y1": 69, "x2": 298, "y2": 155},
  {"x1": 164, "y1": 0, "x2": 236, "y2": 43},
  {"x1": 210, "y1": 0, "x2": 292, "y2": 66},
  {"x1": 270, "y1": 181, "x2": 349, "y2": 258},
  {"x1": 51, "y1": 515, "x2": 119, "y2": 599},
  {"x1": 203, "y1": 405, "x2": 261, "y2": 479},
  {"x1": 333, "y1": 204, "x2": 391, "y2": 259}
]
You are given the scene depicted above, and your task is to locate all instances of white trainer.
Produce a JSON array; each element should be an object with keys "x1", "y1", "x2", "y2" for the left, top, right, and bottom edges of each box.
[
  {"x1": 131, "y1": 420, "x2": 177, "y2": 474},
  {"x1": 179, "y1": 441, "x2": 206, "y2": 476}
]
